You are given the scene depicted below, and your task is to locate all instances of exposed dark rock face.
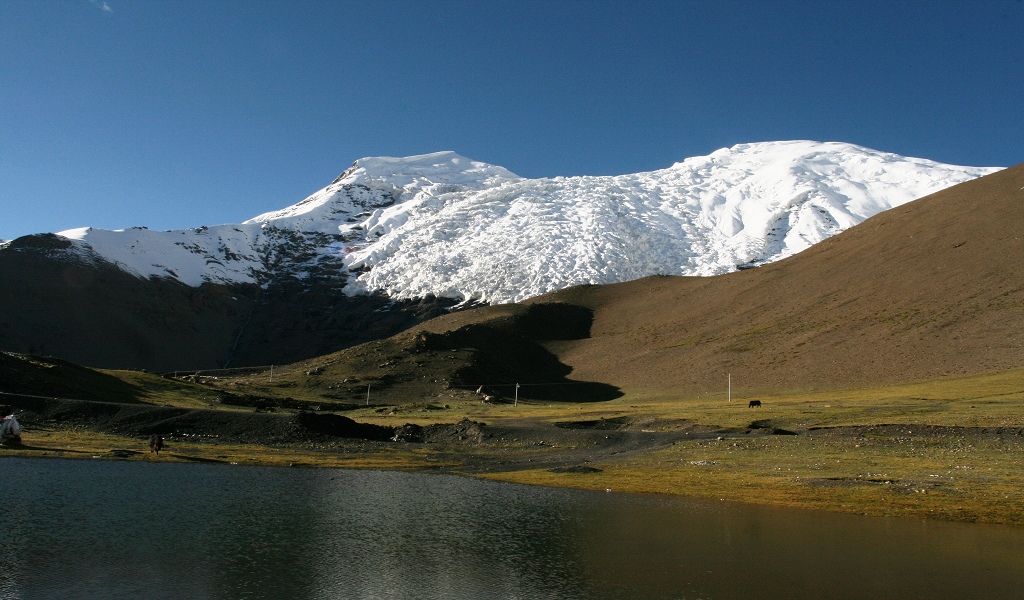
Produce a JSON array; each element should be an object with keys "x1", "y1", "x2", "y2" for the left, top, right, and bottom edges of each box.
[
  {"x1": 0, "y1": 235, "x2": 458, "y2": 372},
  {"x1": 226, "y1": 277, "x2": 457, "y2": 369}
]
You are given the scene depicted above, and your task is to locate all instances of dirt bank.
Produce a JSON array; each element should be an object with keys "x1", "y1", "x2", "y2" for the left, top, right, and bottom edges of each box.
[{"x1": 5, "y1": 393, "x2": 1024, "y2": 526}]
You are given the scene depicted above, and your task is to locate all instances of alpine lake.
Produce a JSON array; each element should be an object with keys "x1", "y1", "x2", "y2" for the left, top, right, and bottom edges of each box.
[{"x1": 2, "y1": 457, "x2": 1023, "y2": 600}]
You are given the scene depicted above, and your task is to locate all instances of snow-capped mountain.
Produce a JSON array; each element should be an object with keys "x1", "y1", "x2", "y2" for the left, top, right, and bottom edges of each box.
[{"x1": 56, "y1": 141, "x2": 1000, "y2": 304}]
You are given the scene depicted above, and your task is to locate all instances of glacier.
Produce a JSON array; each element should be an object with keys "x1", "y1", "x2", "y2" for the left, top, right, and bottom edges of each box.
[{"x1": 54, "y1": 141, "x2": 1000, "y2": 304}]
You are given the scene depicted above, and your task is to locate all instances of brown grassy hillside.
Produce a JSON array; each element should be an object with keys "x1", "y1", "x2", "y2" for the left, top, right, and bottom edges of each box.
[{"x1": 532, "y1": 162, "x2": 1024, "y2": 395}]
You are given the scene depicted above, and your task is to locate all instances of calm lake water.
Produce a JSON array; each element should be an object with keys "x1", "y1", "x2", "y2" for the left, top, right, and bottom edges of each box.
[{"x1": 1, "y1": 457, "x2": 1023, "y2": 600}]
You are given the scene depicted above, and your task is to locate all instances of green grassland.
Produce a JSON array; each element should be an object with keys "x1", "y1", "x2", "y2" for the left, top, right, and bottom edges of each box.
[
  {"x1": 487, "y1": 427, "x2": 1024, "y2": 525},
  {"x1": 5, "y1": 365, "x2": 1024, "y2": 525}
]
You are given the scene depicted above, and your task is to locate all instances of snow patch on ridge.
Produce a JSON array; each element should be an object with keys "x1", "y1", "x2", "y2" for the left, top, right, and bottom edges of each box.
[
  {"x1": 340, "y1": 141, "x2": 999, "y2": 302},
  {"x1": 56, "y1": 224, "x2": 270, "y2": 286},
  {"x1": 50, "y1": 142, "x2": 1000, "y2": 302},
  {"x1": 243, "y1": 151, "x2": 522, "y2": 235}
]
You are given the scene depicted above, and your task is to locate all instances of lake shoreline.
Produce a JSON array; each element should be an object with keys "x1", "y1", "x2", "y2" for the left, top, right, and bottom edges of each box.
[
  {"x1": 4, "y1": 417, "x2": 1022, "y2": 528},
  {"x1": 10, "y1": 451, "x2": 1024, "y2": 600}
]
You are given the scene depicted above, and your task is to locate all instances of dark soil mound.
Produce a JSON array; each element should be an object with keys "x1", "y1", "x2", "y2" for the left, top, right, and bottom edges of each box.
[
  {"x1": 554, "y1": 416, "x2": 633, "y2": 430},
  {"x1": 4, "y1": 395, "x2": 397, "y2": 444},
  {"x1": 548, "y1": 465, "x2": 603, "y2": 473},
  {"x1": 390, "y1": 419, "x2": 487, "y2": 444},
  {"x1": 293, "y1": 412, "x2": 393, "y2": 441},
  {"x1": 747, "y1": 420, "x2": 798, "y2": 435}
]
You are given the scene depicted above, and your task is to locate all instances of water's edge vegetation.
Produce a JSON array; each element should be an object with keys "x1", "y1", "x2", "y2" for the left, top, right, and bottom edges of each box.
[{"x1": 4, "y1": 366, "x2": 1023, "y2": 527}]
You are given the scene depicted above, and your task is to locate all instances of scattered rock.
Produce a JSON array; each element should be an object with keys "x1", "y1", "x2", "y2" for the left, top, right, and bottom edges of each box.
[
  {"x1": 548, "y1": 465, "x2": 603, "y2": 474},
  {"x1": 554, "y1": 416, "x2": 632, "y2": 430},
  {"x1": 389, "y1": 418, "x2": 487, "y2": 445}
]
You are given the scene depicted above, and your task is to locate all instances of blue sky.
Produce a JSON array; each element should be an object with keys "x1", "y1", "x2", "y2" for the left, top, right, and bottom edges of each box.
[{"x1": 2, "y1": 0, "x2": 1022, "y2": 241}]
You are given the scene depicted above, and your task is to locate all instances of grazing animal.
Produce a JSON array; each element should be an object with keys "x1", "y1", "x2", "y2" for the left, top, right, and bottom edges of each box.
[
  {"x1": 748, "y1": 400, "x2": 762, "y2": 408},
  {"x1": 148, "y1": 434, "x2": 164, "y2": 455}
]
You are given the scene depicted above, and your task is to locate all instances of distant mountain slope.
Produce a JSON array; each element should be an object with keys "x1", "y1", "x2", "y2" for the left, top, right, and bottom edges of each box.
[
  {"x1": 0, "y1": 233, "x2": 456, "y2": 371},
  {"x1": 534, "y1": 161, "x2": 1024, "y2": 392},
  {"x1": 0, "y1": 142, "x2": 1002, "y2": 372},
  {"x1": 50, "y1": 142, "x2": 998, "y2": 303},
  {"x1": 299, "y1": 162, "x2": 1024, "y2": 397},
  {"x1": 0, "y1": 351, "x2": 146, "y2": 404}
]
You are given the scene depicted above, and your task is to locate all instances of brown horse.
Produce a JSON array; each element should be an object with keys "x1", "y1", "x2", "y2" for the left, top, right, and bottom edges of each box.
[{"x1": 148, "y1": 434, "x2": 164, "y2": 455}]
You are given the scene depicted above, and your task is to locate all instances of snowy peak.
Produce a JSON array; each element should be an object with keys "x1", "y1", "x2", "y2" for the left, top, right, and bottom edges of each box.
[
  {"x1": 339, "y1": 141, "x2": 999, "y2": 302},
  {"x1": 334, "y1": 151, "x2": 521, "y2": 188},
  {"x1": 49, "y1": 142, "x2": 1000, "y2": 302},
  {"x1": 243, "y1": 151, "x2": 521, "y2": 235},
  {"x1": 644, "y1": 140, "x2": 989, "y2": 268}
]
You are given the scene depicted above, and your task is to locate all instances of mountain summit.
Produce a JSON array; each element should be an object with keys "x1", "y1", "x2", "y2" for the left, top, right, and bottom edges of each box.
[
  {"x1": 51, "y1": 141, "x2": 999, "y2": 303},
  {"x1": 0, "y1": 142, "x2": 1002, "y2": 371}
]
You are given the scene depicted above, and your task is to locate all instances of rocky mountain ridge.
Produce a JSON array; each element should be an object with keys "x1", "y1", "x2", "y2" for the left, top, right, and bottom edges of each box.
[
  {"x1": 0, "y1": 142, "x2": 1001, "y2": 371},
  {"x1": 45, "y1": 141, "x2": 999, "y2": 303}
]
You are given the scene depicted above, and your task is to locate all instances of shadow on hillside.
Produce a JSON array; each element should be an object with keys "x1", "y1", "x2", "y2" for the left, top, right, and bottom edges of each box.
[
  {"x1": 420, "y1": 303, "x2": 624, "y2": 403},
  {"x1": 0, "y1": 352, "x2": 148, "y2": 404}
]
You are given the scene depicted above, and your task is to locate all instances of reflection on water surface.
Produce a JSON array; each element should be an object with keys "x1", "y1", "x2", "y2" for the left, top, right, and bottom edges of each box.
[{"x1": 1, "y1": 458, "x2": 1022, "y2": 599}]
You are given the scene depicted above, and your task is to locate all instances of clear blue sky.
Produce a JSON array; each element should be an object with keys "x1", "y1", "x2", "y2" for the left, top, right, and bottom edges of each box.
[{"x1": 2, "y1": 0, "x2": 1022, "y2": 241}]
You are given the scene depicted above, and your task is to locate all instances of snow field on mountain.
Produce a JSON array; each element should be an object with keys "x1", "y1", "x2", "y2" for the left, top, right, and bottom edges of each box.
[
  {"x1": 54, "y1": 143, "x2": 1000, "y2": 303},
  {"x1": 339, "y1": 142, "x2": 999, "y2": 302},
  {"x1": 58, "y1": 224, "x2": 269, "y2": 286}
]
